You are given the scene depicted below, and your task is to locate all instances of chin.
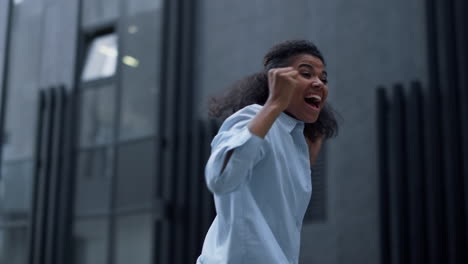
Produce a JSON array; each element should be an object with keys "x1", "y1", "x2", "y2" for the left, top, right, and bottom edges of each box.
[
  {"x1": 302, "y1": 112, "x2": 320, "y2": 123},
  {"x1": 304, "y1": 118, "x2": 318, "y2": 124}
]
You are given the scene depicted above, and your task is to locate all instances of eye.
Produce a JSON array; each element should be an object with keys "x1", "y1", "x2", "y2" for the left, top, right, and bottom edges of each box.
[
  {"x1": 321, "y1": 78, "x2": 328, "y2": 84},
  {"x1": 300, "y1": 71, "x2": 311, "y2": 78}
]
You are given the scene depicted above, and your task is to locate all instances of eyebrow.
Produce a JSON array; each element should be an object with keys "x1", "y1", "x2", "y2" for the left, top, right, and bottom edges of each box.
[{"x1": 298, "y1": 63, "x2": 328, "y2": 78}]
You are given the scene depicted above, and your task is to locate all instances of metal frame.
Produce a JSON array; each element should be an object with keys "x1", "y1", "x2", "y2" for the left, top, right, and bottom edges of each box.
[
  {"x1": 426, "y1": 0, "x2": 467, "y2": 262},
  {"x1": 376, "y1": 87, "x2": 390, "y2": 264},
  {"x1": 0, "y1": 0, "x2": 13, "y2": 180},
  {"x1": 391, "y1": 84, "x2": 410, "y2": 263},
  {"x1": 425, "y1": 0, "x2": 448, "y2": 263},
  {"x1": 406, "y1": 82, "x2": 428, "y2": 264}
]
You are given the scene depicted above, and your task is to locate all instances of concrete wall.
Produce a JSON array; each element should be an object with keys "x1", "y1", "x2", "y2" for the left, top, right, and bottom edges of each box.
[{"x1": 194, "y1": 0, "x2": 429, "y2": 263}]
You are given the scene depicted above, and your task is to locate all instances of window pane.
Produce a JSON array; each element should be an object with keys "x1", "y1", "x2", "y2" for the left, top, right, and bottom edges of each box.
[
  {"x1": 79, "y1": 85, "x2": 116, "y2": 148},
  {"x1": 3, "y1": 1, "x2": 43, "y2": 160},
  {"x1": 0, "y1": 226, "x2": 28, "y2": 264},
  {"x1": 72, "y1": 218, "x2": 109, "y2": 264},
  {"x1": 116, "y1": 139, "x2": 155, "y2": 209},
  {"x1": 125, "y1": 0, "x2": 162, "y2": 16},
  {"x1": 74, "y1": 148, "x2": 112, "y2": 216},
  {"x1": 81, "y1": 0, "x2": 118, "y2": 29},
  {"x1": 81, "y1": 34, "x2": 118, "y2": 82},
  {"x1": 119, "y1": 10, "x2": 163, "y2": 140},
  {"x1": 0, "y1": 161, "x2": 33, "y2": 223},
  {"x1": 115, "y1": 214, "x2": 153, "y2": 264}
]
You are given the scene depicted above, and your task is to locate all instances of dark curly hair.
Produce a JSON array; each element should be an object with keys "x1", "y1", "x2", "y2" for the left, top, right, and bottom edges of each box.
[{"x1": 208, "y1": 40, "x2": 339, "y2": 142}]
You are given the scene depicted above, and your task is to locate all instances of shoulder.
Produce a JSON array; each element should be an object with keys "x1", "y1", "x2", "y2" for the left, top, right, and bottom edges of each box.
[
  {"x1": 219, "y1": 104, "x2": 262, "y2": 131},
  {"x1": 226, "y1": 104, "x2": 262, "y2": 121}
]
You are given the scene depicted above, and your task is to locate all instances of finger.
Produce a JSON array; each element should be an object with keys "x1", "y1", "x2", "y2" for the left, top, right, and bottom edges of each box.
[
  {"x1": 280, "y1": 69, "x2": 299, "y2": 78},
  {"x1": 271, "y1": 67, "x2": 294, "y2": 74}
]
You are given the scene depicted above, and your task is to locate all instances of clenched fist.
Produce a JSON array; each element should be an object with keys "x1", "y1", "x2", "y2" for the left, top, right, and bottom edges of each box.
[{"x1": 266, "y1": 67, "x2": 299, "y2": 111}]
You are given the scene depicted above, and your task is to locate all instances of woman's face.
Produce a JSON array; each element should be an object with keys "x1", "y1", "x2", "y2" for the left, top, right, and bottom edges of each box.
[{"x1": 285, "y1": 54, "x2": 328, "y2": 123}]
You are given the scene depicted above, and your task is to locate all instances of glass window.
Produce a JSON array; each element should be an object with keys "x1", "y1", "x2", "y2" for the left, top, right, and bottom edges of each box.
[
  {"x1": 81, "y1": 0, "x2": 118, "y2": 29},
  {"x1": 0, "y1": 226, "x2": 28, "y2": 264},
  {"x1": 79, "y1": 85, "x2": 116, "y2": 148},
  {"x1": 115, "y1": 214, "x2": 153, "y2": 264},
  {"x1": 72, "y1": 218, "x2": 109, "y2": 264},
  {"x1": 3, "y1": 2, "x2": 43, "y2": 160},
  {"x1": 74, "y1": 148, "x2": 112, "y2": 216},
  {"x1": 126, "y1": 0, "x2": 163, "y2": 16},
  {"x1": 116, "y1": 139, "x2": 155, "y2": 210},
  {"x1": 119, "y1": 11, "x2": 163, "y2": 140},
  {"x1": 0, "y1": 161, "x2": 33, "y2": 223},
  {"x1": 81, "y1": 34, "x2": 118, "y2": 82}
]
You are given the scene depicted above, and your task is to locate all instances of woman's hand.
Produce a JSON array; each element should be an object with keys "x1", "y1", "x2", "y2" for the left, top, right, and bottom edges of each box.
[
  {"x1": 265, "y1": 67, "x2": 298, "y2": 110},
  {"x1": 305, "y1": 135, "x2": 324, "y2": 167}
]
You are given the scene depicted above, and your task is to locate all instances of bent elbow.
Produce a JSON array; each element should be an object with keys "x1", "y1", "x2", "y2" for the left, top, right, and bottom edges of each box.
[{"x1": 205, "y1": 163, "x2": 244, "y2": 195}]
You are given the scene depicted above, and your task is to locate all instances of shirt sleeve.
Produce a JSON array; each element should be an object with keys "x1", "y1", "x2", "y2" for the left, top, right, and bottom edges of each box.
[{"x1": 205, "y1": 105, "x2": 267, "y2": 195}]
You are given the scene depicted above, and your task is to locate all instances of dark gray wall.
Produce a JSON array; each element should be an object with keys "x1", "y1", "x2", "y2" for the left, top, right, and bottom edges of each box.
[{"x1": 194, "y1": 1, "x2": 429, "y2": 263}]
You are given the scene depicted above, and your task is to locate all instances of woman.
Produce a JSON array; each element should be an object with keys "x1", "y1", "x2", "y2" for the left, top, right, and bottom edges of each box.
[{"x1": 196, "y1": 40, "x2": 338, "y2": 264}]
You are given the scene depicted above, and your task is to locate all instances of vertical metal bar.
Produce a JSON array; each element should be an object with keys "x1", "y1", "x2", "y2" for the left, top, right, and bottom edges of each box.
[
  {"x1": 433, "y1": 0, "x2": 466, "y2": 262},
  {"x1": 55, "y1": 85, "x2": 73, "y2": 264},
  {"x1": 60, "y1": 0, "x2": 84, "y2": 262},
  {"x1": 29, "y1": 90, "x2": 45, "y2": 264},
  {"x1": 453, "y1": 0, "x2": 468, "y2": 257},
  {"x1": 376, "y1": 87, "x2": 390, "y2": 264},
  {"x1": 406, "y1": 82, "x2": 428, "y2": 264},
  {"x1": 175, "y1": 0, "x2": 198, "y2": 263},
  {"x1": 108, "y1": 2, "x2": 125, "y2": 264},
  {"x1": 157, "y1": 0, "x2": 180, "y2": 262},
  {"x1": 172, "y1": 1, "x2": 186, "y2": 262},
  {"x1": 33, "y1": 88, "x2": 55, "y2": 264},
  {"x1": 390, "y1": 84, "x2": 409, "y2": 264},
  {"x1": 44, "y1": 86, "x2": 59, "y2": 264},
  {"x1": 44, "y1": 86, "x2": 66, "y2": 264},
  {"x1": 424, "y1": 0, "x2": 448, "y2": 263},
  {"x1": 0, "y1": 0, "x2": 13, "y2": 181},
  {"x1": 152, "y1": 0, "x2": 169, "y2": 263}
]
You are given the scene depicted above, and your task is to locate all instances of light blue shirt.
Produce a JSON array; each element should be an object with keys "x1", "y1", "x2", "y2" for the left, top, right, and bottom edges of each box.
[{"x1": 197, "y1": 104, "x2": 312, "y2": 264}]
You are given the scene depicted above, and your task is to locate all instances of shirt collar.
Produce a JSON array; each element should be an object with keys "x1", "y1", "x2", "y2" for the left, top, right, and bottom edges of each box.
[{"x1": 277, "y1": 111, "x2": 304, "y2": 134}]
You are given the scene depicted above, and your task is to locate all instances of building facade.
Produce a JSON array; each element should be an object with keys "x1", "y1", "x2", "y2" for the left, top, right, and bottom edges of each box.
[{"x1": 0, "y1": 0, "x2": 466, "y2": 264}]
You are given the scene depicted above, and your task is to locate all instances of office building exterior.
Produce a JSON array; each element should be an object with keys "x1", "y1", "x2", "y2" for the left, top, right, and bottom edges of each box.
[{"x1": 0, "y1": 0, "x2": 466, "y2": 263}]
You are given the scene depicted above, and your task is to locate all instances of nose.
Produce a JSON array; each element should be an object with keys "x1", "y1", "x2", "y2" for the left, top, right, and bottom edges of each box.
[{"x1": 311, "y1": 76, "x2": 324, "y2": 88}]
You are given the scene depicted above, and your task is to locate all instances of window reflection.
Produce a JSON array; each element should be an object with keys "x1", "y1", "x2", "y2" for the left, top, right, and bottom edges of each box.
[
  {"x1": 0, "y1": 161, "x2": 33, "y2": 222},
  {"x1": 74, "y1": 149, "x2": 112, "y2": 216},
  {"x1": 116, "y1": 139, "x2": 155, "y2": 210},
  {"x1": 79, "y1": 85, "x2": 115, "y2": 148},
  {"x1": 72, "y1": 218, "x2": 109, "y2": 264},
  {"x1": 0, "y1": 227, "x2": 28, "y2": 264},
  {"x1": 81, "y1": 34, "x2": 118, "y2": 82},
  {"x1": 119, "y1": 12, "x2": 162, "y2": 140},
  {"x1": 115, "y1": 214, "x2": 153, "y2": 264}
]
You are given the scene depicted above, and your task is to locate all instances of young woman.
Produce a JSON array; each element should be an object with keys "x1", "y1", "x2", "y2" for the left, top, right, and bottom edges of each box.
[{"x1": 196, "y1": 40, "x2": 338, "y2": 264}]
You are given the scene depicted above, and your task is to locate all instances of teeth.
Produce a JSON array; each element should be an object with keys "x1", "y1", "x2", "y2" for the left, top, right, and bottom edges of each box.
[{"x1": 305, "y1": 95, "x2": 322, "y2": 102}]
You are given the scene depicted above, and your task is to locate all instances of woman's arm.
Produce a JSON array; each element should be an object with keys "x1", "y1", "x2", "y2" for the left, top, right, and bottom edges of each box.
[
  {"x1": 221, "y1": 103, "x2": 282, "y2": 171},
  {"x1": 221, "y1": 67, "x2": 299, "y2": 172}
]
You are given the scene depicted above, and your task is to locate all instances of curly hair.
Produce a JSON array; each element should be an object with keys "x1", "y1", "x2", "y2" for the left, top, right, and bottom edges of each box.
[{"x1": 208, "y1": 40, "x2": 339, "y2": 142}]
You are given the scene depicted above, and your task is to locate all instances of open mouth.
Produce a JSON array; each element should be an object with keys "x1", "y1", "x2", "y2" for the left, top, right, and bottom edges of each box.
[{"x1": 304, "y1": 95, "x2": 321, "y2": 109}]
